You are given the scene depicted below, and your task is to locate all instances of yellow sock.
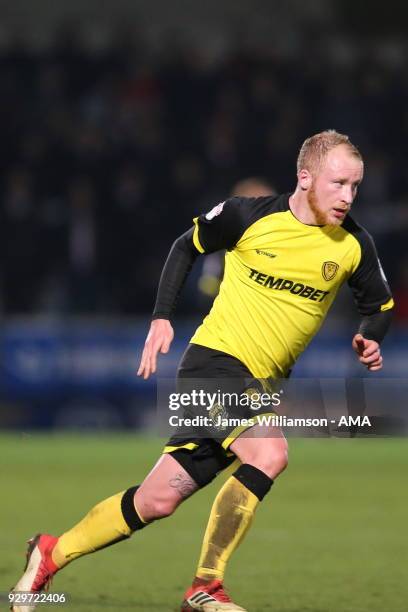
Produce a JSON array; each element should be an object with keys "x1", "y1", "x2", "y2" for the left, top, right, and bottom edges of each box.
[
  {"x1": 52, "y1": 491, "x2": 145, "y2": 568},
  {"x1": 196, "y1": 476, "x2": 259, "y2": 581}
]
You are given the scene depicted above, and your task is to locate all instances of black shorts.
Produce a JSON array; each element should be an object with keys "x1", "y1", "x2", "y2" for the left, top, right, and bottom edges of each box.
[{"x1": 163, "y1": 343, "x2": 277, "y2": 488}]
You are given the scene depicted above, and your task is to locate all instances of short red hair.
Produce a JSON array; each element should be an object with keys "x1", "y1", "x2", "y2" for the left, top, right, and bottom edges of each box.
[{"x1": 297, "y1": 130, "x2": 362, "y2": 175}]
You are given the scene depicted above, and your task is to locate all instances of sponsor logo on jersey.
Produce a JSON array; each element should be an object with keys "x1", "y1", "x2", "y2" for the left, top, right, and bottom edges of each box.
[
  {"x1": 322, "y1": 261, "x2": 339, "y2": 281},
  {"x1": 256, "y1": 249, "x2": 277, "y2": 259},
  {"x1": 249, "y1": 268, "x2": 330, "y2": 303},
  {"x1": 205, "y1": 201, "x2": 225, "y2": 220}
]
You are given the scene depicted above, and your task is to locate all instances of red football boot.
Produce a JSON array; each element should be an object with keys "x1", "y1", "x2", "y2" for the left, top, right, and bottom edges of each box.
[
  {"x1": 10, "y1": 534, "x2": 60, "y2": 612},
  {"x1": 181, "y1": 579, "x2": 247, "y2": 611}
]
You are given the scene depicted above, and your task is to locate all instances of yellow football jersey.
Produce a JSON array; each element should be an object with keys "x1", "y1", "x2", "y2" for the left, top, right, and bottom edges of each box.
[{"x1": 190, "y1": 194, "x2": 393, "y2": 379}]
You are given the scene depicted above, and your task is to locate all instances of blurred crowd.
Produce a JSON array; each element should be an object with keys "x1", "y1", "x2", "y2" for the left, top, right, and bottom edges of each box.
[{"x1": 1, "y1": 26, "x2": 408, "y2": 320}]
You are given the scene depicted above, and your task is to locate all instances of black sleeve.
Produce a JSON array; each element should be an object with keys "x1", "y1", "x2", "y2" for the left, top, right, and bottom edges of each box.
[
  {"x1": 151, "y1": 195, "x2": 278, "y2": 319},
  {"x1": 193, "y1": 197, "x2": 253, "y2": 253},
  {"x1": 358, "y1": 310, "x2": 393, "y2": 344},
  {"x1": 152, "y1": 228, "x2": 199, "y2": 320},
  {"x1": 347, "y1": 227, "x2": 393, "y2": 316},
  {"x1": 346, "y1": 223, "x2": 394, "y2": 343}
]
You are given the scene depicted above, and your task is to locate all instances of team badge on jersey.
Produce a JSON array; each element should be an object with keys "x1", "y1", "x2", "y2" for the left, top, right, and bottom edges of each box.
[
  {"x1": 322, "y1": 261, "x2": 339, "y2": 281},
  {"x1": 205, "y1": 201, "x2": 225, "y2": 220},
  {"x1": 209, "y1": 402, "x2": 227, "y2": 430}
]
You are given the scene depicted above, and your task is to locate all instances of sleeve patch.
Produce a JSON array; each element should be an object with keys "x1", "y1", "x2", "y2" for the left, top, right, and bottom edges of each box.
[{"x1": 205, "y1": 201, "x2": 225, "y2": 221}]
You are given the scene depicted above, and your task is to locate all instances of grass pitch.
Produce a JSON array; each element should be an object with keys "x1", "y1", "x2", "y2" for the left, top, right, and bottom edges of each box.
[{"x1": 1, "y1": 434, "x2": 407, "y2": 611}]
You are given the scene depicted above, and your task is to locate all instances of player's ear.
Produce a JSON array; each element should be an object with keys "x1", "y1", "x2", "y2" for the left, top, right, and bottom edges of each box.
[{"x1": 298, "y1": 168, "x2": 312, "y2": 191}]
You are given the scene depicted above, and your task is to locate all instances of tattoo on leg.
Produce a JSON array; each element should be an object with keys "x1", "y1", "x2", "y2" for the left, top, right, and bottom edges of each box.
[{"x1": 168, "y1": 473, "x2": 197, "y2": 498}]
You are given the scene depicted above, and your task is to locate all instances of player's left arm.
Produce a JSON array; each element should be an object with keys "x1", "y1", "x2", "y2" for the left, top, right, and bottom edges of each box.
[{"x1": 348, "y1": 228, "x2": 394, "y2": 371}]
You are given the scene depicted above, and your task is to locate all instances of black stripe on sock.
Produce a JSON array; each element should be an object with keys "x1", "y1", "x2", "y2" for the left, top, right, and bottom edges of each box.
[
  {"x1": 121, "y1": 486, "x2": 147, "y2": 531},
  {"x1": 233, "y1": 464, "x2": 273, "y2": 501}
]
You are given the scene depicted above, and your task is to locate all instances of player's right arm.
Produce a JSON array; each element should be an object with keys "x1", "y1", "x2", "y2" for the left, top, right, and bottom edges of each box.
[
  {"x1": 137, "y1": 198, "x2": 253, "y2": 379},
  {"x1": 346, "y1": 222, "x2": 394, "y2": 371},
  {"x1": 137, "y1": 227, "x2": 198, "y2": 379},
  {"x1": 137, "y1": 318, "x2": 175, "y2": 379}
]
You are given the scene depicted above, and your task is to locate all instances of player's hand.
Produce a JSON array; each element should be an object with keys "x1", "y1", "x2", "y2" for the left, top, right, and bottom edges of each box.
[
  {"x1": 137, "y1": 319, "x2": 174, "y2": 380},
  {"x1": 352, "y1": 334, "x2": 383, "y2": 371}
]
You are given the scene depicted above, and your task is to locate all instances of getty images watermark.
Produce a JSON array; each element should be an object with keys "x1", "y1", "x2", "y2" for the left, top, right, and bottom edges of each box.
[
  {"x1": 155, "y1": 378, "x2": 408, "y2": 438},
  {"x1": 167, "y1": 388, "x2": 372, "y2": 430},
  {"x1": 167, "y1": 387, "x2": 282, "y2": 430},
  {"x1": 168, "y1": 389, "x2": 282, "y2": 410}
]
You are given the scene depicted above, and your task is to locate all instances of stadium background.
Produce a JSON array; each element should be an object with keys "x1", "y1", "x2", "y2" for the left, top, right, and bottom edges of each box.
[
  {"x1": 0, "y1": 0, "x2": 407, "y2": 429},
  {"x1": 1, "y1": 2, "x2": 407, "y2": 611}
]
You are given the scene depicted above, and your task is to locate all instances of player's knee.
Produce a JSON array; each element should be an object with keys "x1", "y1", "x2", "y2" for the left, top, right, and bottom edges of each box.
[
  {"x1": 271, "y1": 441, "x2": 289, "y2": 476},
  {"x1": 138, "y1": 495, "x2": 179, "y2": 521},
  {"x1": 239, "y1": 438, "x2": 289, "y2": 479},
  {"x1": 267, "y1": 438, "x2": 288, "y2": 477},
  {"x1": 151, "y1": 498, "x2": 178, "y2": 519},
  {"x1": 256, "y1": 451, "x2": 288, "y2": 479}
]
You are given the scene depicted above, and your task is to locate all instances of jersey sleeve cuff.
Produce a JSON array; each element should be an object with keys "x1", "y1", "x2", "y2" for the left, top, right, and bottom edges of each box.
[
  {"x1": 151, "y1": 313, "x2": 171, "y2": 321},
  {"x1": 380, "y1": 297, "x2": 394, "y2": 312}
]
